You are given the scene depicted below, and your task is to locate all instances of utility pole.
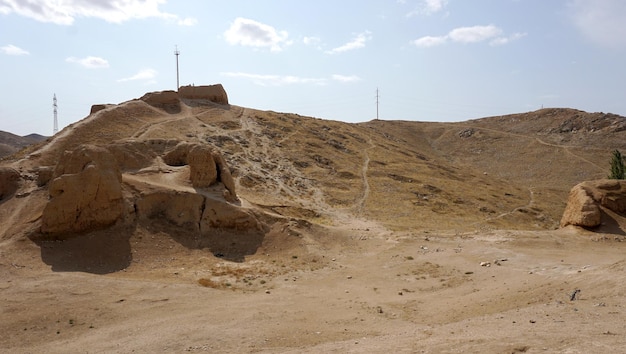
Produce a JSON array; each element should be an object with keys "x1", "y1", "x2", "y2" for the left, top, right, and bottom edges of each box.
[
  {"x1": 375, "y1": 88, "x2": 379, "y2": 120},
  {"x1": 53, "y1": 94, "x2": 58, "y2": 135},
  {"x1": 175, "y1": 45, "x2": 180, "y2": 90}
]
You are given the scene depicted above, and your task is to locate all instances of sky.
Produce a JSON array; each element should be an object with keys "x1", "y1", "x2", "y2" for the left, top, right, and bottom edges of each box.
[{"x1": 1, "y1": 0, "x2": 626, "y2": 136}]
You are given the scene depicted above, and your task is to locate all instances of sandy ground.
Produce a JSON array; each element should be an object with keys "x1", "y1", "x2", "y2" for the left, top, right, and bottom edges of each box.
[
  {"x1": 2, "y1": 222, "x2": 626, "y2": 353},
  {"x1": 2, "y1": 100, "x2": 626, "y2": 353}
]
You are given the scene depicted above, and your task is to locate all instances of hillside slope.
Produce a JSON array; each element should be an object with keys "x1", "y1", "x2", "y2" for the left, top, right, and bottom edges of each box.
[
  {"x1": 2, "y1": 87, "x2": 626, "y2": 353},
  {"x1": 0, "y1": 131, "x2": 47, "y2": 158}
]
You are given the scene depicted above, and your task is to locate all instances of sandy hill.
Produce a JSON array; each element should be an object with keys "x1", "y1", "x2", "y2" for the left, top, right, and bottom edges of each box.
[
  {"x1": 2, "y1": 85, "x2": 626, "y2": 353},
  {"x1": 0, "y1": 131, "x2": 47, "y2": 159}
]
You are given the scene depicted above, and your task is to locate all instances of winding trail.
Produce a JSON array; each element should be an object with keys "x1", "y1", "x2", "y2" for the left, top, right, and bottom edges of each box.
[{"x1": 355, "y1": 136, "x2": 375, "y2": 216}]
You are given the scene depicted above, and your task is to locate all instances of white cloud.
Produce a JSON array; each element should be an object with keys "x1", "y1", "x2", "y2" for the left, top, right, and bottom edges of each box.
[
  {"x1": 66, "y1": 56, "x2": 109, "y2": 68},
  {"x1": 221, "y1": 72, "x2": 326, "y2": 86},
  {"x1": 406, "y1": 0, "x2": 448, "y2": 17},
  {"x1": 1, "y1": 44, "x2": 29, "y2": 55},
  {"x1": 412, "y1": 25, "x2": 524, "y2": 47},
  {"x1": 490, "y1": 32, "x2": 527, "y2": 46},
  {"x1": 118, "y1": 68, "x2": 157, "y2": 82},
  {"x1": 448, "y1": 25, "x2": 502, "y2": 43},
  {"x1": 327, "y1": 31, "x2": 372, "y2": 54},
  {"x1": 412, "y1": 35, "x2": 447, "y2": 47},
  {"x1": 224, "y1": 17, "x2": 290, "y2": 52},
  {"x1": 0, "y1": 0, "x2": 194, "y2": 25},
  {"x1": 332, "y1": 74, "x2": 361, "y2": 83},
  {"x1": 568, "y1": 0, "x2": 626, "y2": 49},
  {"x1": 222, "y1": 72, "x2": 362, "y2": 86}
]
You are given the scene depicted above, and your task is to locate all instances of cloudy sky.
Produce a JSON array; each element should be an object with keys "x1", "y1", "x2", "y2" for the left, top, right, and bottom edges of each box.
[{"x1": 1, "y1": 0, "x2": 625, "y2": 135}]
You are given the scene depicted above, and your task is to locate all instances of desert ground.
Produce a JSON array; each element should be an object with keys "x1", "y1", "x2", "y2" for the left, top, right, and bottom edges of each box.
[{"x1": 1, "y1": 85, "x2": 626, "y2": 353}]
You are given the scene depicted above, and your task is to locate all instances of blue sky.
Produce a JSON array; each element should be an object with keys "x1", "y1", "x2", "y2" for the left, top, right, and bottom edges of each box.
[{"x1": 1, "y1": 0, "x2": 625, "y2": 136}]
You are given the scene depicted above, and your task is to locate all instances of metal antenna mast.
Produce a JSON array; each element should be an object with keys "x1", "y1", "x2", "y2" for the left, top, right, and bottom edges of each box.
[
  {"x1": 53, "y1": 93, "x2": 58, "y2": 134},
  {"x1": 375, "y1": 88, "x2": 379, "y2": 120},
  {"x1": 175, "y1": 45, "x2": 180, "y2": 90}
]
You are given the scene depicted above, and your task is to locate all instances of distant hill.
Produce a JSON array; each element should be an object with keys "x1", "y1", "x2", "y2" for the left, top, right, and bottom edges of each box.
[
  {"x1": 2, "y1": 86, "x2": 625, "y2": 238},
  {"x1": 0, "y1": 131, "x2": 48, "y2": 158}
]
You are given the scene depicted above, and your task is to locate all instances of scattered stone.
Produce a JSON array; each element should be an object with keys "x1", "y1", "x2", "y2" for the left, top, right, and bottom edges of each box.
[
  {"x1": 265, "y1": 290, "x2": 270, "y2": 294},
  {"x1": 480, "y1": 261, "x2": 491, "y2": 267},
  {"x1": 570, "y1": 289, "x2": 581, "y2": 301},
  {"x1": 347, "y1": 275, "x2": 352, "y2": 279}
]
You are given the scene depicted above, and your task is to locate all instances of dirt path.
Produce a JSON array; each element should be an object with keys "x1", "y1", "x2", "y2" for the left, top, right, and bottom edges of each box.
[{"x1": 355, "y1": 137, "x2": 374, "y2": 216}]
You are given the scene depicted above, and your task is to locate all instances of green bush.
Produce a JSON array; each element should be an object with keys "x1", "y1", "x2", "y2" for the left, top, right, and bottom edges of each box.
[{"x1": 608, "y1": 149, "x2": 625, "y2": 179}]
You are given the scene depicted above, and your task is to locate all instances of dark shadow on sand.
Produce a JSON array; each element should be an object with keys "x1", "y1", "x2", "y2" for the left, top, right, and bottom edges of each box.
[{"x1": 29, "y1": 226, "x2": 133, "y2": 274}]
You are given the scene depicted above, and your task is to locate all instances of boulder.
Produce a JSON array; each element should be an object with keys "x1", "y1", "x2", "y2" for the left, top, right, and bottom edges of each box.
[
  {"x1": 162, "y1": 142, "x2": 193, "y2": 166},
  {"x1": 188, "y1": 145, "x2": 218, "y2": 188},
  {"x1": 178, "y1": 84, "x2": 229, "y2": 105},
  {"x1": 35, "y1": 166, "x2": 54, "y2": 187},
  {"x1": 0, "y1": 167, "x2": 20, "y2": 200},
  {"x1": 560, "y1": 184, "x2": 601, "y2": 228},
  {"x1": 560, "y1": 179, "x2": 626, "y2": 228},
  {"x1": 163, "y1": 142, "x2": 237, "y2": 200},
  {"x1": 41, "y1": 145, "x2": 124, "y2": 237}
]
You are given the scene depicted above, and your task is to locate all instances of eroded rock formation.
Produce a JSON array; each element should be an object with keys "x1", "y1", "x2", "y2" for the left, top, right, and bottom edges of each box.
[
  {"x1": 40, "y1": 140, "x2": 251, "y2": 247},
  {"x1": 41, "y1": 145, "x2": 124, "y2": 236},
  {"x1": 560, "y1": 179, "x2": 626, "y2": 228}
]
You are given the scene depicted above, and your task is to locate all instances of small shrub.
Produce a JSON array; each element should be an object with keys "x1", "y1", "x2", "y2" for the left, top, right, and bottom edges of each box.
[{"x1": 609, "y1": 149, "x2": 625, "y2": 179}]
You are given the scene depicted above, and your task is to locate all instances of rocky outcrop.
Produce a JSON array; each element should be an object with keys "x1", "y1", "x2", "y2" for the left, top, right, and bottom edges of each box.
[
  {"x1": 178, "y1": 84, "x2": 229, "y2": 105},
  {"x1": 90, "y1": 104, "x2": 112, "y2": 114},
  {"x1": 560, "y1": 179, "x2": 626, "y2": 228},
  {"x1": 41, "y1": 145, "x2": 124, "y2": 237},
  {"x1": 39, "y1": 140, "x2": 244, "y2": 239},
  {"x1": 163, "y1": 142, "x2": 237, "y2": 200},
  {"x1": 0, "y1": 167, "x2": 20, "y2": 200},
  {"x1": 188, "y1": 145, "x2": 219, "y2": 188},
  {"x1": 139, "y1": 91, "x2": 181, "y2": 113}
]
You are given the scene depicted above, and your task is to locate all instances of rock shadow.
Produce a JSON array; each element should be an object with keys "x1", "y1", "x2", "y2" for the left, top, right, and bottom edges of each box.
[
  {"x1": 30, "y1": 226, "x2": 133, "y2": 274},
  {"x1": 168, "y1": 227, "x2": 265, "y2": 263},
  {"x1": 594, "y1": 207, "x2": 626, "y2": 236},
  {"x1": 201, "y1": 229, "x2": 265, "y2": 263},
  {"x1": 137, "y1": 218, "x2": 266, "y2": 263}
]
